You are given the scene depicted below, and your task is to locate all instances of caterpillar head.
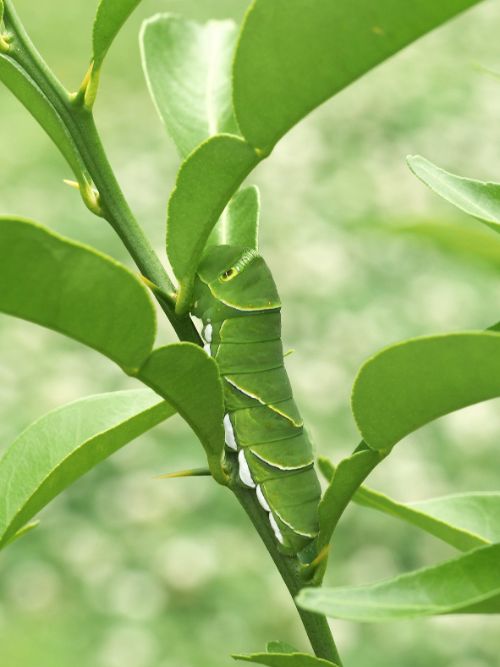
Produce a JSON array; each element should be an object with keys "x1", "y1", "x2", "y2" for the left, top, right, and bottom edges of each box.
[{"x1": 194, "y1": 245, "x2": 281, "y2": 314}]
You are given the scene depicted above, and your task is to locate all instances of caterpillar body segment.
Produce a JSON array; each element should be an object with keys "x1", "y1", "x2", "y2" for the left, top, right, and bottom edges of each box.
[{"x1": 192, "y1": 245, "x2": 321, "y2": 555}]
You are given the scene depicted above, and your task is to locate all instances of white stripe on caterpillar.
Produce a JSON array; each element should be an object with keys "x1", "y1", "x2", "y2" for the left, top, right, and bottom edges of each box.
[
  {"x1": 203, "y1": 342, "x2": 211, "y2": 356},
  {"x1": 223, "y1": 414, "x2": 238, "y2": 451},
  {"x1": 269, "y1": 512, "x2": 285, "y2": 545},
  {"x1": 203, "y1": 323, "x2": 213, "y2": 343},
  {"x1": 238, "y1": 450, "x2": 256, "y2": 488},
  {"x1": 256, "y1": 485, "x2": 271, "y2": 512}
]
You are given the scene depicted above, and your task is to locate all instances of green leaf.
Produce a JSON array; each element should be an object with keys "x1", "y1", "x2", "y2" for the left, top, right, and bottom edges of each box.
[
  {"x1": 234, "y1": 652, "x2": 337, "y2": 667},
  {"x1": 93, "y1": 0, "x2": 143, "y2": 70},
  {"x1": 209, "y1": 185, "x2": 260, "y2": 250},
  {"x1": 319, "y1": 459, "x2": 497, "y2": 552},
  {"x1": 378, "y1": 219, "x2": 500, "y2": 271},
  {"x1": 352, "y1": 331, "x2": 500, "y2": 451},
  {"x1": 317, "y1": 446, "x2": 385, "y2": 554},
  {"x1": 354, "y1": 487, "x2": 500, "y2": 552},
  {"x1": 0, "y1": 54, "x2": 87, "y2": 183},
  {"x1": 4, "y1": 521, "x2": 39, "y2": 549},
  {"x1": 139, "y1": 343, "x2": 226, "y2": 484},
  {"x1": 0, "y1": 217, "x2": 156, "y2": 371},
  {"x1": 166, "y1": 134, "x2": 259, "y2": 312},
  {"x1": 141, "y1": 14, "x2": 238, "y2": 157},
  {"x1": 408, "y1": 155, "x2": 500, "y2": 234},
  {"x1": 0, "y1": 389, "x2": 174, "y2": 549},
  {"x1": 233, "y1": 0, "x2": 483, "y2": 152},
  {"x1": 297, "y1": 543, "x2": 500, "y2": 622},
  {"x1": 266, "y1": 642, "x2": 298, "y2": 654}
]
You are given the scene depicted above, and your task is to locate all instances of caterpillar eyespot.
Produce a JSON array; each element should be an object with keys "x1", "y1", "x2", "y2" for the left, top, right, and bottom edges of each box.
[
  {"x1": 220, "y1": 267, "x2": 237, "y2": 281},
  {"x1": 192, "y1": 245, "x2": 320, "y2": 557}
]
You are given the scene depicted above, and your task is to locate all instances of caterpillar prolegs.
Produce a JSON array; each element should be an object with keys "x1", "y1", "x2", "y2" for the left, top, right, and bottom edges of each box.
[{"x1": 192, "y1": 245, "x2": 321, "y2": 555}]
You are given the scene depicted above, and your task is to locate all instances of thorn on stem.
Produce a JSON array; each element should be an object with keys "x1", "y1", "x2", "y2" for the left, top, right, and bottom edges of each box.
[
  {"x1": 63, "y1": 179, "x2": 80, "y2": 191},
  {"x1": 71, "y1": 61, "x2": 100, "y2": 110},
  {"x1": 139, "y1": 275, "x2": 177, "y2": 305},
  {"x1": 155, "y1": 468, "x2": 211, "y2": 480},
  {"x1": 0, "y1": 33, "x2": 11, "y2": 53},
  {"x1": 139, "y1": 275, "x2": 159, "y2": 291},
  {"x1": 63, "y1": 178, "x2": 103, "y2": 217}
]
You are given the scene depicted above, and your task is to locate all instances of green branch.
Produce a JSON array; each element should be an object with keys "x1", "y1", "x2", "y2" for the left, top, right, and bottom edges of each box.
[
  {"x1": 234, "y1": 486, "x2": 342, "y2": 665},
  {"x1": 3, "y1": 0, "x2": 199, "y2": 344}
]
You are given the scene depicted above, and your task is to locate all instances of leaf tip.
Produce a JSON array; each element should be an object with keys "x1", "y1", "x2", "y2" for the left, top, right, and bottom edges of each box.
[{"x1": 406, "y1": 154, "x2": 427, "y2": 171}]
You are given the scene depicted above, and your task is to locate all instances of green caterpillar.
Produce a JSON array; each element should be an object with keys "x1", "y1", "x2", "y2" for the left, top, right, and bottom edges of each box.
[{"x1": 192, "y1": 245, "x2": 321, "y2": 555}]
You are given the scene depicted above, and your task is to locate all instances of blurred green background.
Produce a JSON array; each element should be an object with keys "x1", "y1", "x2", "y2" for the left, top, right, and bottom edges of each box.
[{"x1": 1, "y1": 1, "x2": 500, "y2": 665}]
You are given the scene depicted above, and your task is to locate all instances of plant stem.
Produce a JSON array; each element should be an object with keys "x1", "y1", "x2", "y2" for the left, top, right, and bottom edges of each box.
[
  {"x1": 234, "y1": 486, "x2": 343, "y2": 665},
  {"x1": 65, "y1": 111, "x2": 201, "y2": 345},
  {"x1": 4, "y1": 0, "x2": 199, "y2": 345}
]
